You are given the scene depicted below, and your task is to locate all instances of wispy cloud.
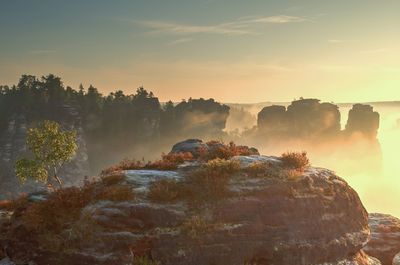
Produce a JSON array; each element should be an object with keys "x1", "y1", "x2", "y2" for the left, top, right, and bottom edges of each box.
[
  {"x1": 132, "y1": 15, "x2": 309, "y2": 36},
  {"x1": 167, "y1": 38, "x2": 193, "y2": 46},
  {"x1": 328, "y1": 39, "x2": 351, "y2": 44}
]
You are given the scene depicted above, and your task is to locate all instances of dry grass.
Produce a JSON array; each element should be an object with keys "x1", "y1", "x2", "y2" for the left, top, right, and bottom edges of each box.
[
  {"x1": 22, "y1": 187, "x2": 93, "y2": 233},
  {"x1": 181, "y1": 215, "x2": 214, "y2": 238},
  {"x1": 16, "y1": 181, "x2": 135, "y2": 252},
  {"x1": 101, "y1": 174, "x2": 127, "y2": 186},
  {"x1": 203, "y1": 141, "x2": 258, "y2": 161},
  {"x1": 131, "y1": 256, "x2": 159, "y2": 265},
  {"x1": 187, "y1": 158, "x2": 240, "y2": 202},
  {"x1": 148, "y1": 179, "x2": 182, "y2": 203},
  {"x1": 102, "y1": 152, "x2": 193, "y2": 175},
  {"x1": 245, "y1": 162, "x2": 270, "y2": 178},
  {"x1": 95, "y1": 185, "x2": 134, "y2": 202},
  {"x1": 280, "y1": 151, "x2": 310, "y2": 171}
]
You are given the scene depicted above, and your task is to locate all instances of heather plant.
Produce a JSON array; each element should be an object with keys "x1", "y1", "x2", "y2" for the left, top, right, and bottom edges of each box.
[
  {"x1": 280, "y1": 151, "x2": 310, "y2": 171},
  {"x1": 148, "y1": 179, "x2": 182, "y2": 203}
]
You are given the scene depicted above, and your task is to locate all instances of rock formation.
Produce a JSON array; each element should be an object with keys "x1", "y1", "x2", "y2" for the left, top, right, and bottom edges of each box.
[
  {"x1": 170, "y1": 98, "x2": 230, "y2": 138},
  {"x1": 256, "y1": 99, "x2": 341, "y2": 139},
  {"x1": 364, "y1": 213, "x2": 400, "y2": 265},
  {"x1": 344, "y1": 104, "x2": 380, "y2": 139},
  {"x1": 0, "y1": 141, "x2": 380, "y2": 265}
]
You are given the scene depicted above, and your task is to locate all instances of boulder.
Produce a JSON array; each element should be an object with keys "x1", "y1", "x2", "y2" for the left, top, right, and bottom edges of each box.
[
  {"x1": 364, "y1": 213, "x2": 400, "y2": 265},
  {"x1": 170, "y1": 139, "x2": 209, "y2": 157}
]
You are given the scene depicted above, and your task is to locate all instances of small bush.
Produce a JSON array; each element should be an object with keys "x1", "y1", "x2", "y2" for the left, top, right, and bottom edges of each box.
[
  {"x1": 181, "y1": 215, "x2": 213, "y2": 238},
  {"x1": 102, "y1": 152, "x2": 193, "y2": 174},
  {"x1": 131, "y1": 256, "x2": 159, "y2": 265},
  {"x1": 95, "y1": 185, "x2": 135, "y2": 202},
  {"x1": 188, "y1": 158, "x2": 240, "y2": 202},
  {"x1": 101, "y1": 174, "x2": 127, "y2": 186},
  {"x1": 148, "y1": 179, "x2": 182, "y2": 203},
  {"x1": 22, "y1": 187, "x2": 92, "y2": 233},
  {"x1": 245, "y1": 162, "x2": 270, "y2": 178},
  {"x1": 280, "y1": 151, "x2": 310, "y2": 171},
  {"x1": 280, "y1": 169, "x2": 303, "y2": 180},
  {"x1": 160, "y1": 152, "x2": 193, "y2": 164},
  {"x1": 204, "y1": 141, "x2": 258, "y2": 161}
]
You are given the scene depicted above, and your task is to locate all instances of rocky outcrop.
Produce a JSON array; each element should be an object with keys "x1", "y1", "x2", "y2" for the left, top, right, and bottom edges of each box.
[
  {"x1": 171, "y1": 98, "x2": 230, "y2": 138},
  {"x1": 256, "y1": 99, "x2": 341, "y2": 138},
  {"x1": 345, "y1": 104, "x2": 380, "y2": 139},
  {"x1": 0, "y1": 142, "x2": 379, "y2": 265},
  {"x1": 364, "y1": 213, "x2": 400, "y2": 265},
  {"x1": 170, "y1": 139, "x2": 209, "y2": 157},
  {"x1": 170, "y1": 139, "x2": 260, "y2": 158}
]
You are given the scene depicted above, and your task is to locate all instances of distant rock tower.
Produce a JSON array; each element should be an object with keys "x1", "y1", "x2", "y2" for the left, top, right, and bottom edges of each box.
[{"x1": 345, "y1": 104, "x2": 380, "y2": 139}]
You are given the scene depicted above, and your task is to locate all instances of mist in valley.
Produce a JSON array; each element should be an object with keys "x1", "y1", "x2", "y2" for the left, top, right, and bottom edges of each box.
[{"x1": 225, "y1": 102, "x2": 400, "y2": 217}]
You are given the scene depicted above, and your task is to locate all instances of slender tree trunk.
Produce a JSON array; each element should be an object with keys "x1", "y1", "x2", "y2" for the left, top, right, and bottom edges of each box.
[{"x1": 53, "y1": 167, "x2": 63, "y2": 188}]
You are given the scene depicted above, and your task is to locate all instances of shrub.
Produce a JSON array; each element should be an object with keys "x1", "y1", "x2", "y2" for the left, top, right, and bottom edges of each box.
[
  {"x1": 62, "y1": 212, "x2": 103, "y2": 249},
  {"x1": 148, "y1": 179, "x2": 182, "y2": 203},
  {"x1": 95, "y1": 185, "x2": 135, "y2": 202},
  {"x1": 181, "y1": 215, "x2": 213, "y2": 238},
  {"x1": 101, "y1": 159, "x2": 143, "y2": 175},
  {"x1": 131, "y1": 256, "x2": 159, "y2": 265},
  {"x1": 187, "y1": 158, "x2": 240, "y2": 202},
  {"x1": 204, "y1": 141, "x2": 257, "y2": 160},
  {"x1": 101, "y1": 174, "x2": 127, "y2": 186},
  {"x1": 280, "y1": 151, "x2": 310, "y2": 171},
  {"x1": 280, "y1": 169, "x2": 303, "y2": 180},
  {"x1": 102, "y1": 152, "x2": 193, "y2": 174},
  {"x1": 245, "y1": 162, "x2": 270, "y2": 178},
  {"x1": 22, "y1": 187, "x2": 92, "y2": 233},
  {"x1": 160, "y1": 152, "x2": 193, "y2": 164}
]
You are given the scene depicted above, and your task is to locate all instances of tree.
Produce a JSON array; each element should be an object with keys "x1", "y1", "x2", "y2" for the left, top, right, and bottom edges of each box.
[{"x1": 15, "y1": 120, "x2": 77, "y2": 187}]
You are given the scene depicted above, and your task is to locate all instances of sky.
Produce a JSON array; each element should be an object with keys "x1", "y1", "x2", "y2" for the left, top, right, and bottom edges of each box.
[{"x1": 0, "y1": 0, "x2": 399, "y2": 103}]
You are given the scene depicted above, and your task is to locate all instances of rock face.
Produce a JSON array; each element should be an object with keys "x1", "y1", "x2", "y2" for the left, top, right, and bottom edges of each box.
[
  {"x1": 364, "y1": 213, "x2": 400, "y2": 265},
  {"x1": 149, "y1": 164, "x2": 374, "y2": 265},
  {"x1": 345, "y1": 104, "x2": 380, "y2": 139},
  {"x1": 256, "y1": 99, "x2": 341, "y2": 138},
  {"x1": 0, "y1": 143, "x2": 379, "y2": 265}
]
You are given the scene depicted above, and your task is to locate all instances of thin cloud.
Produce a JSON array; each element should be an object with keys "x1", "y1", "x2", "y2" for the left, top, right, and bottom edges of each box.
[
  {"x1": 167, "y1": 38, "x2": 193, "y2": 46},
  {"x1": 328, "y1": 39, "x2": 350, "y2": 44},
  {"x1": 132, "y1": 14, "x2": 309, "y2": 36},
  {"x1": 247, "y1": 15, "x2": 309, "y2": 24}
]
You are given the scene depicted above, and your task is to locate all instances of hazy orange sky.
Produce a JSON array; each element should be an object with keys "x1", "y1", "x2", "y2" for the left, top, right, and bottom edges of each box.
[{"x1": 1, "y1": 0, "x2": 399, "y2": 103}]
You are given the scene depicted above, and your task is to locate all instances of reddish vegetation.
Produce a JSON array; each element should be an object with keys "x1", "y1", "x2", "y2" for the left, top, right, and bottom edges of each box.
[
  {"x1": 280, "y1": 151, "x2": 310, "y2": 171},
  {"x1": 101, "y1": 152, "x2": 194, "y2": 175},
  {"x1": 148, "y1": 179, "x2": 182, "y2": 203},
  {"x1": 187, "y1": 158, "x2": 241, "y2": 202},
  {"x1": 202, "y1": 141, "x2": 258, "y2": 161},
  {"x1": 2, "y1": 179, "x2": 134, "y2": 254}
]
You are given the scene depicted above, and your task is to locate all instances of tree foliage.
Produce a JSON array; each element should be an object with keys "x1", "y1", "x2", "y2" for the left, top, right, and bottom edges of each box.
[{"x1": 15, "y1": 120, "x2": 77, "y2": 185}]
